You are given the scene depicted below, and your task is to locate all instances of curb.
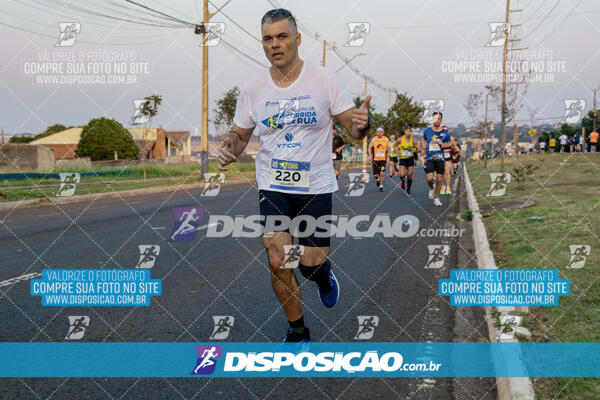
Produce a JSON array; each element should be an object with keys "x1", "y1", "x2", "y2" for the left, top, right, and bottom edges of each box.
[
  {"x1": 0, "y1": 176, "x2": 256, "y2": 212},
  {"x1": 463, "y1": 164, "x2": 535, "y2": 400}
]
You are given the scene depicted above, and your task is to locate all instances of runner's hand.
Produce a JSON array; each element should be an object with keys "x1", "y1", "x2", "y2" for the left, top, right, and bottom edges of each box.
[
  {"x1": 218, "y1": 137, "x2": 237, "y2": 171},
  {"x1": 353, "y1": 95, "x2": 371, "y2": 130}
]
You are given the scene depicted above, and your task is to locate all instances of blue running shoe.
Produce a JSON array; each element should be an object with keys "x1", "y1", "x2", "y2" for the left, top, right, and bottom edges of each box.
[
  {"x1": 318, "y1": 270, "x2": 339, "y2": 308},
  {"x1": 275, "y1": 327, "x2": 310, "y2": 354}
]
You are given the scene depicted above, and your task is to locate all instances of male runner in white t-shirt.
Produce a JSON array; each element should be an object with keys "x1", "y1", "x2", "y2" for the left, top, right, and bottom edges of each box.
[{"x1": 218, "y1": 9, "x2": 370, "y2": 348}]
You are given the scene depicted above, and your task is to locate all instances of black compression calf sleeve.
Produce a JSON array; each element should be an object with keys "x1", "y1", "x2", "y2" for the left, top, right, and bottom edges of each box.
[
  {"x1": 298, "y1": 260, "x2": 331, "y2": 288},
  {"x1": 407, "y1": 178, "x2": 413, "y2": 191}
]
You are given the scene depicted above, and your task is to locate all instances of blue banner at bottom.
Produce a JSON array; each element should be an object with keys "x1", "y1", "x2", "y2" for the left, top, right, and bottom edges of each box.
[{"x1": 1, "y1": 343, "x2": 598, "y2": 378}]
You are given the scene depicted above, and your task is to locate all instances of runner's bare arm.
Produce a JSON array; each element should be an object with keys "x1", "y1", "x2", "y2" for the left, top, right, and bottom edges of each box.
[
  {"x1": 386, "y1": 138, "x2": 391, "y2": 159},
  {"x1": 334, "y1": 96, "x2": 371, "y2": 139},
  {"x1": 422, "y1": 138, "x2": 427, "y2": 156},
  {"x1": 218, "y1": 125, "x2": 254, "y2": 171},
  {"x1": 336, "y1": 143, "x2": 347, "y2": 152},
  {"x1": 442, "y1": 136, "x2": 456, "y2": 149},
  {"x1": 367, "y1": 138, "x2": 374, "y2": 162}
]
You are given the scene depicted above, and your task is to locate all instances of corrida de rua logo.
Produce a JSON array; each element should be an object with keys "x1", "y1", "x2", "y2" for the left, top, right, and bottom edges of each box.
[{"x1": 262, "y1": 98, "x2": 317, "y2": 132}]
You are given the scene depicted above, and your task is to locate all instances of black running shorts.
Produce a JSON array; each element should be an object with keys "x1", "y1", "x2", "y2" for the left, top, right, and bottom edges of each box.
[
  {"x1": 258, "y1": 190, "x2": 332, "y2": 247},
  {"x1": 425, "y1": 159, "x2": 446, "y2": 174}
]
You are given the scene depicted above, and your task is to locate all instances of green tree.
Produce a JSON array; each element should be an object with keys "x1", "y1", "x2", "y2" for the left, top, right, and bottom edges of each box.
[
  {"x1": 581, "y1": 110, "x2": 600, "y2": 134},
  {"x1": 10, "y1": 124, "x2": 70, "y2": 143},
  {"x1": 76, "y1": 118, "x2": 139, "y2": 160},
  {"x1": 214, "y1": 87, "x2": 240, "y2": 135},
  {"x1": 9, "y1": 136, "x2": 34, "y2": 143},
  {"x1": 558, "y1": 123, "x2": 575, "y2": 136},
  {"x1": 385, "y1": 92, "x2": 426, "y2": 135}
]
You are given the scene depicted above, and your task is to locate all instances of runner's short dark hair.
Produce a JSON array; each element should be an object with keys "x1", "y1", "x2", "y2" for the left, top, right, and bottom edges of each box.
[
  {"x1": 433, "y1": 111, "x2": 443, "y2": 118},
  {"x1": 261, "y1": 9, "x2": 297, "y2": 32}
]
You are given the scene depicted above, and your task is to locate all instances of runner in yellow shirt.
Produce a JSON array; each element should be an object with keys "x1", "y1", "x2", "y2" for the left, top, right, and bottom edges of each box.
[{"x1": 393, "y1": 125, "x2": 420, "y2": 195}]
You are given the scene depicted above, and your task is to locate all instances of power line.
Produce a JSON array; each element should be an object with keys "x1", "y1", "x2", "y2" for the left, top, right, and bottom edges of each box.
[
  {"x1": 220, "y1": 37, "x2": 268, "y2": 69},
  {"x1": 0, "y1": 10, "x2": 172, "y2": 43},
  {"x1": 13, "y1": 0, "x2": 186, "y2": 29},
  {"x1": 521, "y1": 0, "x2": 561, "y2": 39},
  {"x1": 521, "y1": 0, "x2": 546, "y2": 23},
  {"x1": 208, "y1": 0, "x2": 261, "y2": 43},
  {"x1": 535, "y1": 0, "x2": 583, "y2": 44},
  {"x1": 122, "y1": 0, "x2": 195, "y2": 27}
]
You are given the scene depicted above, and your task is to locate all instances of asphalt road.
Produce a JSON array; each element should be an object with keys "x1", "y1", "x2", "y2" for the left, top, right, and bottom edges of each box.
[{"x1": 0, "y1": 166, "x2": 496, "y2": 399}]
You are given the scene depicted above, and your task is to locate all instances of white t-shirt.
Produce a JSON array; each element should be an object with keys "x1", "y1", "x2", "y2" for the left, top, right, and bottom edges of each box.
[
  {"x1": 233, "y1": 61, "x2": 354, "y2": 194},
  {"x1": 559, "y1": 134, "x2": 568, "y2": 145},
  {"x1": 540, "y1": 141, "x2": 546, "y2": 149}
]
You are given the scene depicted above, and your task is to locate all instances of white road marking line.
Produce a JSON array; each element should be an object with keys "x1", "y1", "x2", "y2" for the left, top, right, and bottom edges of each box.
[{"x1": 0, "y1": 272, "x2": 41, "y2": 288}]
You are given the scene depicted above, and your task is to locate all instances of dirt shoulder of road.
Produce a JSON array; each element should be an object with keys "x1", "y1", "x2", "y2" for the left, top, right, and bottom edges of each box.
[{"x1": 467, "y1": 153, "x2": 600, "y2": 400}]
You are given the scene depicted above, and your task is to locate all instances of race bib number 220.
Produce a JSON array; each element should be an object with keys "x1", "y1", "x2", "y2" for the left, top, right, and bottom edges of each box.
[{"x1": 269, "y1": 159, "x2": 310, "y2": 192}]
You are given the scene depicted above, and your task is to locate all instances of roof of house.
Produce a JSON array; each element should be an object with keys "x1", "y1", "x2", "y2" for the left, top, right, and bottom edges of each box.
[
  {"x1": 30, "y1": 127, "x2": 82, "y2": 144},
  {"x1": 30, "y1": 127, "x2": 160, "y2": 144},
  {"x1": 166, "y1": 130, "x2": 190, "y2": 145}
]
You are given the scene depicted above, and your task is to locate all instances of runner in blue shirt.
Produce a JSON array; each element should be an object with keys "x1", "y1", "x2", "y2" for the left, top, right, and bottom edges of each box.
[{"x1": 421, "y1": 111, "x2": 451, "y2": 206}]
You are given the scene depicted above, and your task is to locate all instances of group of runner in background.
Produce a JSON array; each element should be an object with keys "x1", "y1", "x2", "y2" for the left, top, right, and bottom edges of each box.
[
  {"x1": 332, "y1": 113, "x2": 463, "y2": 206},
  {"x1": 527, "y1": 130, "x2": 599, "y2": 154}
]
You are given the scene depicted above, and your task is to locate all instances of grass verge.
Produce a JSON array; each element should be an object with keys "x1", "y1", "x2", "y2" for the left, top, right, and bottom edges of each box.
[
  {"x1": 467, "y1": 153, "x2": 600, "y2": 400},
  {"x1": 0, "y1": 161, "x2": 256, "y2": 202}
]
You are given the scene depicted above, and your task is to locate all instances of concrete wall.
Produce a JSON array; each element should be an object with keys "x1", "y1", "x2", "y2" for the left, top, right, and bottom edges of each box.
[{"x1": 0, "y1": 144, "x2": 55, "y2": 171}]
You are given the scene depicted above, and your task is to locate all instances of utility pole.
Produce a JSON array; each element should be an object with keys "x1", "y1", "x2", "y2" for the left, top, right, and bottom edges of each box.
[
  {"x1": 484, "y1": 93, "x2": 489, "y2": 168},
  {"x1": 594, "y1": 88, "x2": 597, "y2": 133},
  {"x1": 362, "y1": 75, "x2": 368, "y2": 168},
  {"x1": 200, "y1": 0, "x2": 211, "y2": 176},
  {"x1": 500, "y1": 0, "x2": 526, "y2": 173},
  {"x1": 197, "y1": 0, "x2": 231, "y2": 176},
  {"x1": 322, "y1": 40, "x2": 327, "y2": 67},
  {"x1": 500, "y1": 0, "x2": 510, "y2": 173},
  {"x1": 388, "y1": 88, "x2": 391, "y2": 110}
]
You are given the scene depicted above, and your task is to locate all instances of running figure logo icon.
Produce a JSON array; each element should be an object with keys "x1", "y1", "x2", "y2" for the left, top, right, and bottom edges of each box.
[
  {"x1": 345, "y1": 173, "x2": 366, "y2": 197},
  {"x1": 136, "y1": 245, "x2": 160, "y2": 268},
  {"x1": 201, "y1": 173, "x2": 225, "y2": 196},
  {"x1": 281, "y1": 245, "x2": 305, "y2": 269},
  {"x1": 56, "y1": 22, "x2": 80, "y2": 47},
  {"x1": 422, "y1": 100, "x2": 445, "y2": 123},
  {"x1": 199, "y1": 23, "x2": 226, "y2": 46},
  {"x1": 169, "y1": 207, "x2": 204, "y2": 242},
  {"x1": 131, "y1": 99, "x2": 154, "y2": 125},
  {"x1": 344, "y1": 22, "x2": 370, "y2": 47},
  {"x1": 425, "y1": 245, "x2": 449, "y2": 269},
  {"x1": 562, "y1": 100, "x2": 586, "y2": 124},
  {"x1": 487, "y1": 173, "x2": 511, "y2": 197},
  {"x1": 354, "y1": 316, "x2": 379, "y2": 340},
  {"x1": 279, "y1": 99, "x2": 300, "y2": 126},
  {"x1": 566, "y1": 245, "x2": 590, "y2": 269},
  {"x1": 485, "y1": 22, "x2": 510, "y2": 47},
  {"x1": 191, "y1": 345, "x2": 222, "y2": 375},
  {"x1": 57, "y1": 173, "x2": 80, "y2": 197},
  {"x1": 65, "y1": 316, "x2": 89, "y2": 340},
  {"x1": 209, "y1": 316, "x2": 235, "y2": 340}
]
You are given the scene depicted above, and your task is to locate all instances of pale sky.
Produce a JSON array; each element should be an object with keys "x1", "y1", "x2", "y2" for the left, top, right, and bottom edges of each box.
[{"x1": 1, "y1": 0, "x2": 599, "y2": 134}]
